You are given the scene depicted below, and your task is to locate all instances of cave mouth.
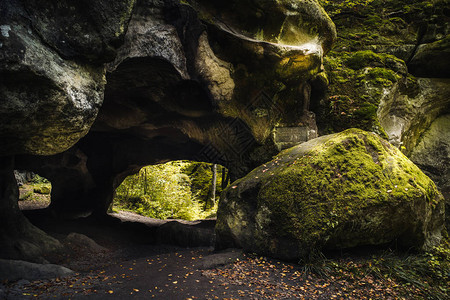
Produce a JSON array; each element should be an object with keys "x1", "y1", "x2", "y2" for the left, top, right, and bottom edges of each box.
[
  {"x1": 15, "y1": 170, "x2": 52, "y2": 211},
  {"x1": 112, "y1": 160, "x2": 229, "y2": 221}
]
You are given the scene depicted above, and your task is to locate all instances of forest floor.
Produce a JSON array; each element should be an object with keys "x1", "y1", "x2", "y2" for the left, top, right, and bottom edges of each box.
[{"x1": 2, "y1": 199, "x2": 448, "y2": 299}]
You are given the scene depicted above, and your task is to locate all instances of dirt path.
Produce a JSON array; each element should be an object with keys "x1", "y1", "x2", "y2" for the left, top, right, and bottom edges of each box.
[{"x1": 1, "y1": 211, "x2": 439, "y2": 299}]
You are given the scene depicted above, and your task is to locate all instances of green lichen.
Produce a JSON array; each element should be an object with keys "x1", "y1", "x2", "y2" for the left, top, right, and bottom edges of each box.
[
  {"x1": 33, "y1": 184, "x2": 52, "y2": 195},
  {"x1": 116, "y1": 0, "x2": 137, "y2": 37}
]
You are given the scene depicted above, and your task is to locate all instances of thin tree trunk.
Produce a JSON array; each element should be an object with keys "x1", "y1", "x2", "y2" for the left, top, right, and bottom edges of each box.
[
  {"x1": 221, "y1": 167, "x2": 228, "y2": 190},
  {"x1": 210, "y1": 164, "x2": 217, "y2": 207},
  {"x1": 143, "y1": 168, "x2": 148, "y2": 195}
]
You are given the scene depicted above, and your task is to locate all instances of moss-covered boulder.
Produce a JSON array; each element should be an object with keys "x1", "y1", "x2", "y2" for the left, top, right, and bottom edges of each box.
[{"x1": 216, "y1": 129, "x2": 444, "y2": 260}]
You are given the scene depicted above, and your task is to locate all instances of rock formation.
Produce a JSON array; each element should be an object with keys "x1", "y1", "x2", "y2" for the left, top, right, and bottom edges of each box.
[
  {"x1": 314, "y1": 0, "x2": 450, "y2": 221},
  {"x1": 1, "y1": 0, "x2": 448, "y2": 263},
  {"x1": 1, "y1": 0, "x2": 336, "y2": 260},
  {"x1": 216, "y1": 129, "x2": 445, "y2": 260}
]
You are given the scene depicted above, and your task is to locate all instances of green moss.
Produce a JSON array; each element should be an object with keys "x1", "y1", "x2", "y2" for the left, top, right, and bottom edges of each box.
[
  {"x1": 19, "y1": 190, "x2": 33, "y2": 200},
  {"x1": 317, "y1": 0, "x2": 449, "y2": 54},
  {"x1": 260, "y1": 130, "x2": 438, "y2": 247},
  {"x1": 33, "y1": 184, "x2": 51, "y2": 195},
  {"x1": 217, "y1": 129, "x2": 444, "y2": 259},
  {"x1": 358, "y1": 67, "x2": 401, "y2": 87},
  {"x1": 344, "y1": 50, "x2": 406, "y2": 73},
  {"x1": 316, "y1": 50, "x2": 404, "y2": 136},
  {"x1": 345, "y1": 50, "x2": 384, "y2": 69}
]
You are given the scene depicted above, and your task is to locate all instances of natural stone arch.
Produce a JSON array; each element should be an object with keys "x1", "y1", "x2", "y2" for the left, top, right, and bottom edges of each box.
[{"x1": 1, "y1": 0, "x2": 336, "y2": 261}]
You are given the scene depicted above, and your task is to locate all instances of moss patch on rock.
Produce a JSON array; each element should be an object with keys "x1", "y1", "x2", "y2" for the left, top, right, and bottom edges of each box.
[
  {"x1": 314, "y1": 50, "x2": 406, "y2": 136},
  {"x1": 317, "y1": 0, "x2": 449, "y2": 55},
  {"x1": 216, "y1": 129, "x2": 445, "y2": 260},
  {"x1": 313, "y1": 0, "x2": 449, "y2": 136}
]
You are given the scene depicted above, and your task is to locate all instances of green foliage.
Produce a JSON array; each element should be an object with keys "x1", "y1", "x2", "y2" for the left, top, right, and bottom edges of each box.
[
  {"x1": 182, "y1": 162, "x2": 227, "y2": 207},
  {"x1": 114, "y1": 161, "x2": 225, "y2": 220}
]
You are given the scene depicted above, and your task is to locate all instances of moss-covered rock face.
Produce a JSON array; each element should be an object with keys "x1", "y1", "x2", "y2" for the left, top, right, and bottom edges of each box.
[
  {"x1": 314, "y1": 0, "x2": 450, "y2": 136},
  {"x1": 314, "y1": 50, "x2": 406, "y2": 136},
  {"x1": 216, "y1": 129, "x2": 445, "y2": 260},
  {"x1": 317, "y1": 0, "x2": 449, "y2": 60},
  {"x1": 409, "y1": 36, "x2": 450, "y2": 78}
]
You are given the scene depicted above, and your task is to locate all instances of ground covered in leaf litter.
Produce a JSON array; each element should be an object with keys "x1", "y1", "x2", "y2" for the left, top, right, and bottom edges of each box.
[{"x1": 2, "y1": 210, "x2": 445, "y2": 299}]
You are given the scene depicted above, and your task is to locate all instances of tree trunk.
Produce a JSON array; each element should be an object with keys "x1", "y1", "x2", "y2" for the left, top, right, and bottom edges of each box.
[
  {"x1": 210, "y1": 164, "x2": 217, "y2": 207},
  {"x1": 221, "y1": 167, "x2": 229, "y2": 190}
]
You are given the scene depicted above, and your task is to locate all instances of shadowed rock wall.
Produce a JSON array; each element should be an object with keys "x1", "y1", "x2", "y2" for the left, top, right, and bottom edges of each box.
[{"x1": 1, "y1": 0, "x2": 336, "y2": 260}]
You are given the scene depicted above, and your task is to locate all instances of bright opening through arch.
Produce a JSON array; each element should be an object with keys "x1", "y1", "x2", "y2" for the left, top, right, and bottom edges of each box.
[
  {"x1": 112, "y1": 161, "x2": 229, "y2": 221},
  {"x1": 15, "y1": 170, "x2": 52, "y2": 211}
]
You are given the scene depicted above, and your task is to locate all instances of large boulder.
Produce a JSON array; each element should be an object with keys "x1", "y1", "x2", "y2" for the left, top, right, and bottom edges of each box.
[{"x1": 216, "y1": 129, "x2": 445, "y2": 260}]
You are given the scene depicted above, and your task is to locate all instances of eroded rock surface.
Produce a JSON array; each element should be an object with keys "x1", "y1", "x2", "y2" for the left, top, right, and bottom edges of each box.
[
  {"x1": 14, "y1": 0, "x2": 336, "y2": 218},
  {"x1": 409, "y1": 115, "x2": 450, "y2": 227},
  {"x1": 0, "y1": 0, "x2": 137, "y2": 156},
  {"x1": 216, "y1": 129, "x2": 445, "y2": 260},
  {"x1": 2, "y1": 0, "x2": 336, "y2": 261},
  {"x1": 378, "y1": 78, "x2": 450, "y2": 152}
]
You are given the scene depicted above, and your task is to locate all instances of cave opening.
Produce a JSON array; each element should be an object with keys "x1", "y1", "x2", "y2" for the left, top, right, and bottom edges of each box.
[
  {"x1": 111, "y1": 161, "x2": 230, "y2": 221},
  {"x1": 15, "y1": 170, "x2": 52, "y2": 211}
]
